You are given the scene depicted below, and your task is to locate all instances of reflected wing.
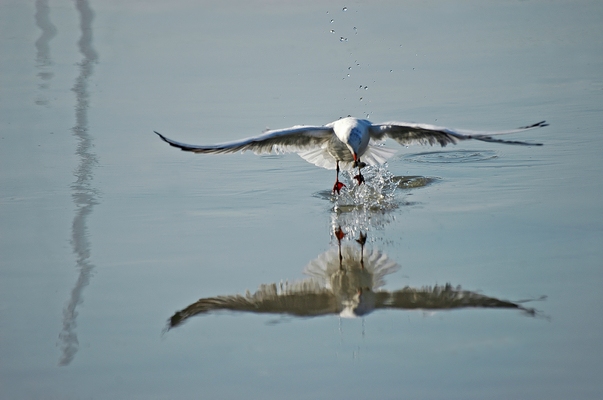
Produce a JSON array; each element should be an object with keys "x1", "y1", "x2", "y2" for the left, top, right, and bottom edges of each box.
[
  {"x1": 155, "y1": 125, "x2": 334, "y2": 155},
  {"x1": 374, "y1": 284, "x2": 537, "y2": 315},
  {"x1": 168, "y1": 282, "x2": 337, "y2": 328},
  {"x1": 369, "y1": 121, "x2": 547, "y2": 147}
]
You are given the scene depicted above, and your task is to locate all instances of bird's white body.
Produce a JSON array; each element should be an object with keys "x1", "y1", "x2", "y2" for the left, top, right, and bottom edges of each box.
[
  {"x1": 296, "y1": 117, "x2": 396, "y2": 170},
  {"x1": 331, "y1": 117, "x2": 371, "y2": 162}
]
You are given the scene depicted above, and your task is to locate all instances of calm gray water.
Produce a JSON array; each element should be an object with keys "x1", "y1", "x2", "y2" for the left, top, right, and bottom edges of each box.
[{"x1": 1, "y1": 1, "x2": 602, "y2": 399}]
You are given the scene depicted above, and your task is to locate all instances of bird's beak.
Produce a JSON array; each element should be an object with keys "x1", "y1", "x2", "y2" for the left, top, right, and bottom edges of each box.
[{"x1": 352, "y1": 153, "x2": 358, "y2": 162}]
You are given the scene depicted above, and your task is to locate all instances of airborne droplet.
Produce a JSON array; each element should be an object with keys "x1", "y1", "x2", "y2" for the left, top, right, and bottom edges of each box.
[{"x1": 342, "y1": 6, "x2": 348, "y2": 11}]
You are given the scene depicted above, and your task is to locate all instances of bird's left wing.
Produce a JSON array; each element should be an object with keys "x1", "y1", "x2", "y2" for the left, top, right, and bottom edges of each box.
[
  {"x1": 155, "y1": 125, "x2": 334, "y2": 155},
  {"x1": 369, "y1": 121, "x2": 547, "y2": 147},
  {"x1": 373, "y1": 284, "x2": 537, "y2": 316}
]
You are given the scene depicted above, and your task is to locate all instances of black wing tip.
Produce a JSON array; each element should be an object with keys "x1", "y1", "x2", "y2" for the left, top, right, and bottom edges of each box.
[
  {"x1": 154, "y1": 130, "x2": 168, "y2": 141},
  {"x1": 154, "y1": 131, "x2": 184, "y2": 149},
  {"x1": 474, "y1": 136, "x2": 543, "y2": 146},
  {"x1": 518, "y1": 120, "x2": 548, "y2": 129},
  {"x1": 154, "y1": 130, "x2": 189, "y2": 151}
]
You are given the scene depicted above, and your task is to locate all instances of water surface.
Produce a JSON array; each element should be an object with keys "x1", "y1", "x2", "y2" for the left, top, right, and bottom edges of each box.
[{"x1": 1, "y1": 1, "x2": 602, "y2": 399}]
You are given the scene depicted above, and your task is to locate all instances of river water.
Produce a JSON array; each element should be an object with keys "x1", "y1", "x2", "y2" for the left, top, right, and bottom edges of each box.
[{"x1": 1, "y1": 1, "x2": 602, "y2": 399}]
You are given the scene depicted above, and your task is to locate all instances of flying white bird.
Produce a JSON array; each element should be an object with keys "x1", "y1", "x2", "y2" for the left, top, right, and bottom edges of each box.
[{"x1": 155, "y1": 117, "x2": 547, "y2": 194}]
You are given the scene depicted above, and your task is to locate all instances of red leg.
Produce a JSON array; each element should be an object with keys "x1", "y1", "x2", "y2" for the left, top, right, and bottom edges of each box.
[
  {"x1": 353, "y1": 159, "x2": 365, "y2": 185},
  {"x1": 332, "y1": 161, "x2": 346, "y2": 194},
  {"x1": 335, "y1": 226, "x2": 345, "y2": 269}
]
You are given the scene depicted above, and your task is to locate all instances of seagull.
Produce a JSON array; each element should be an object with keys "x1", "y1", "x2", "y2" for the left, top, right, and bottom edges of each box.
[{"x1": 155, "y1": 117, "x2": 547, "y2": 194}]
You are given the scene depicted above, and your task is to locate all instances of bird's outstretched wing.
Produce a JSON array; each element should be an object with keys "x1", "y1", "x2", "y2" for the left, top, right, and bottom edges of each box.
[
  {"x1": 168, "y1": 281, "x2": 336, "y2": 329},
  {"x1": 373, "y1": 284, "x2": 538, "y2": 316},
  {"x1": 369, "y1": 120, "x2": 547, "y2": 147},
  {"x1": 155, "y1": 125, "x2": 334, "y2": 155}
]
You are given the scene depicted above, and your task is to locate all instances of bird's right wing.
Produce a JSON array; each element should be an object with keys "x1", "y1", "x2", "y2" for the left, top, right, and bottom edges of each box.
[
  {"x1": 155, "y1": 125, "x2": 334, "y2": 155},
  {"x1": 167, "y1": 281, "x2": 337, "y2": 329}
]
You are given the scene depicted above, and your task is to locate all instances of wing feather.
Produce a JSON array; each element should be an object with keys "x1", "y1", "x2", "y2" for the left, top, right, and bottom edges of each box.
[
  {"x1": 155, "y1": 125, "x2": 334, "y2": 155},
  {"x1": 298, "y1": 142, "x2": 397, "y2": 170},
  {"x1": 369, "y1": 121, "x2": 546, "y2": 147}
]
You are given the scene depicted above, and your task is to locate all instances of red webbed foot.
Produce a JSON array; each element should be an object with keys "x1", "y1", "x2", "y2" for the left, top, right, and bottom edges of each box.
[
  {"x1": 352, "y1": 159, "x2": 366, "y2": 185},
  {"x1": 356, "y1": 231, "x2": 367, "y2": 246},
  {"x1": 332, "y1": 180, "x2": 346, "y2": 194}
]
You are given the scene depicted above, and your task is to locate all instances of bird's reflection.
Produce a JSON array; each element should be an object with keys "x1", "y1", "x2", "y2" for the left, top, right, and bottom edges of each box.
[{"x1": 168, "y1": 228, "x2": 538, "y2": 330}]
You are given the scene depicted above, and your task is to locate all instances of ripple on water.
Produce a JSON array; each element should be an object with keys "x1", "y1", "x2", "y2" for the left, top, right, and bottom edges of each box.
[{"x1": 403, "y1": 150, "x2": 498, "y2": 164}]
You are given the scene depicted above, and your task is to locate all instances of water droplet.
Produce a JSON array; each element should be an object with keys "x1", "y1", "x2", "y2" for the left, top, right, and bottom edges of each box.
[
  {"x1": 353, "y1": 27, "x2": 358, "y2": 34},
  {"x1": 359, "y1": 97, "x2": 363, "y2": 101},
  {"x1": 342, "y1": 6, "x2": 348, "y2": 11},
  {"x1": 389, "y1": 69, "x2": 393, "y2": 73},
  {"x1": 330, "y1": 29, "x2": 335, "y2": 33},
  {"x1": 359, "y1": 85, "x2": 363, "y2": 89},
  {"x1": 364, "y1": 86, "x2": 368, "y2": 90},
  {"x1": 340, "y1": 37, "x2": 348, "y2": 42},
  {"x1": 330, "y1": 19, "x2": 334, "y2": 23},
  {"x1": 347, "y1": 73, "x2": 350, "y2": 77},
  {"x1": 348, "y1": 66, "x2": 352, "y2": 70}
]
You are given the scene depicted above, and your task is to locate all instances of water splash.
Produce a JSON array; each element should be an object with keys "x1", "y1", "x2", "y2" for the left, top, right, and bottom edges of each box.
[
  {"x1": 332, "y1": 164, "x2": 400, "y2": 216},
  {"x1": 312, "y1": 165, "x2": 437, "y2": 239}
]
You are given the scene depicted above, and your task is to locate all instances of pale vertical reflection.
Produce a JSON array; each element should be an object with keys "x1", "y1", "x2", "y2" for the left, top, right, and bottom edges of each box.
[
  {"x1": 58, "y1": 0, "x2": 99, "y2": 367},
  {"x1": 34, "y1": 0, "x2": 57, "y2": 106}
]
